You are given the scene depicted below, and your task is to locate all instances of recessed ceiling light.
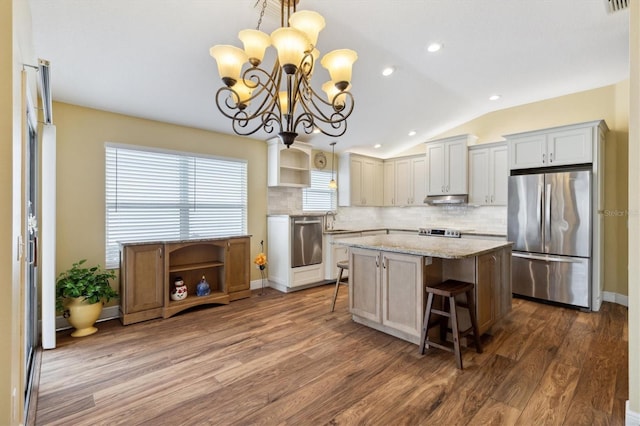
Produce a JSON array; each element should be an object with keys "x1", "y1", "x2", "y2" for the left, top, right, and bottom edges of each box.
[
  {"x1": 427, "y1": 43, "x2": 442, "y2": 53},
  {"x1": 408, "y1": 130, "x2": 417, "y2": 136},
  {"x1": 382, "y1": 66, "x2": 395, "y2": 77},
  {"x1": 374, "y1": 144, "x2": 382, "y2": 149},
  {"x1": 489, "y1": 94, "x2": 501, "y2": 101}
]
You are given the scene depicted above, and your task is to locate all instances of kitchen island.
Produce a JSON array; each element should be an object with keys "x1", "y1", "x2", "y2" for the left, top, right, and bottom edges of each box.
[{"x1": 334, "y1": 235, "x2": 512, "y2": 345}]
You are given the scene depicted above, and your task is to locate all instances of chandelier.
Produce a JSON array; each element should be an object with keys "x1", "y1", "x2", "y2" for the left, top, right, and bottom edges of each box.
[{"x1": 209, "y1": 0, "x2": 357, "y2": 148}]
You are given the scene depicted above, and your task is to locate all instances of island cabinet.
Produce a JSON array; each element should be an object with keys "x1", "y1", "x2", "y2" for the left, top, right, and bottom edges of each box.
[
  {"x1": 340, "y1": 234, "x2": 512, "y2": 345},
  {"x1": 350, "y1": 249, "x2": 426, "y2": 340},
  {"x1": 120, "y1": 236, "x2": 250, "y2": 325}
]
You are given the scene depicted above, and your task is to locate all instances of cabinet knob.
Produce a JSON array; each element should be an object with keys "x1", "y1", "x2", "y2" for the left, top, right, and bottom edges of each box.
[
  {"x1": 485, "y1": 195, "x2": 489, "y2": 203},
  {"x1": 549, "y1": 152, "x2": 553, "y2": 163},
  {"x1": 376, "y1": 256, "x2": 379, "y2": 268},
  {"x1": 542, "y1": 153, "x2": 546, "y2": 163}
]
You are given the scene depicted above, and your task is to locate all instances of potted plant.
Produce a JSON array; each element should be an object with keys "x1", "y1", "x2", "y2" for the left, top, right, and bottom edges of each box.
[{"x1": 55, "y1": 259, "x2": 118, "y2": 337}]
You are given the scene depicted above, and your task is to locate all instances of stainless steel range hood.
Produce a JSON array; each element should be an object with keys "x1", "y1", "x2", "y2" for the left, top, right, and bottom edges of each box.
[{"x1": 423, "y1": 194, "x2": 468, "y2": 205}]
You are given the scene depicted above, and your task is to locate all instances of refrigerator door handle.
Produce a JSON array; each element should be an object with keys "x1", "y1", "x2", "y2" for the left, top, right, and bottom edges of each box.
[
  {"x1": 545, "y1": 183, "x2": 551, "y2": 245},
  {"x1": 513, "y1": 252, "x2": 584, "y2": 263},
  {"x1": 537, "y1": 183, "x2": 543, "y2": 232}
]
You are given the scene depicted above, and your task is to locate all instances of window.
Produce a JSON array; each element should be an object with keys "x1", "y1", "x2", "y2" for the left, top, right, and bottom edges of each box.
[
  {"x1": 302, "y1": 170, "x2": 337, "y2": 212},
  {"x1": 105, "y1": 144, "x2": 247, "y2": 268}
]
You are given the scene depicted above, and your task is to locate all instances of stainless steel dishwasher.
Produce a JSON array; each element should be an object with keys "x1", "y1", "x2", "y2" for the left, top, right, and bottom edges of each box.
[{"x1": 291, "y1": 216, "x2": 323, "y2": 268}]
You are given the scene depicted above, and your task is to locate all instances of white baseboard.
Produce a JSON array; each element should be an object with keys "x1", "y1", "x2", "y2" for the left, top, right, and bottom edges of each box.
[
  {"x1": 602, "y1": 291, "x2": 629, "y2": 307},
  {"x1": 627, "y1": 401, "x2": 640, "y2": 426},
  {"x1": 55, "y1": 305, "x2": 120, "y2": 331},
  {"x1": 250, "y1": 278, "x2": 269, "y2": 291}
]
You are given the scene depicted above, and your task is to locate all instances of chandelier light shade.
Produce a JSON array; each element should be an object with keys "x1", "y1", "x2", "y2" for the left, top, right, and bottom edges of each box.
[{"x1": 209, "y1": 0, "x2": 357, "y2": 148}]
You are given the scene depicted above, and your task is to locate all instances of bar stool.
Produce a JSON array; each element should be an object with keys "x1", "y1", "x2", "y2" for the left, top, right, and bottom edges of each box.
[
  {"x1": 419, "y1": 279, "x2": 483, "y2": 369},
  {"x1": 330, "y1": 261, "x2": 349, "y2": 312}
]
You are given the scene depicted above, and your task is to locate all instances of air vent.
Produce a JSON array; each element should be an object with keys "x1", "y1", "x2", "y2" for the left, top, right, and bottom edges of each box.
[{"x1": 607, "y1": 0, "x2": 629, "y2": 13}]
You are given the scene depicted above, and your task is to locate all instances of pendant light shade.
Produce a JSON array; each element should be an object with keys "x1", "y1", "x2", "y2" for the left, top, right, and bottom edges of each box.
[{"x1": 322, "y1": 81, "x2": 350, "y2": 110}]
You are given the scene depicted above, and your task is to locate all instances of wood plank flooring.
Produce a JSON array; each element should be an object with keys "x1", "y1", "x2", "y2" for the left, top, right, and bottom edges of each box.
[{"x1": 34, "y1": 285, "x2": 628, "y2": 425}]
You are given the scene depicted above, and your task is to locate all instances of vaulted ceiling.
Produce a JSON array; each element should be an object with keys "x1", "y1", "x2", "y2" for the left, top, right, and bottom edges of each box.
[{"x1": 29, "y1": 0, "x2": 629, "y2": 157}]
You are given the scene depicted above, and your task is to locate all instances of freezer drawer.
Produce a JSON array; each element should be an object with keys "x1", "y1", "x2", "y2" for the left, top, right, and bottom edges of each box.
[{"x1": 512, "y1": 252, "x2": 590, "y2": 309}]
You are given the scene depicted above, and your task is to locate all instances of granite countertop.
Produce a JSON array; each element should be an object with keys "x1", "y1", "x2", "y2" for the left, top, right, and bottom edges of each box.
[{"x1": 333, "y1": 234, "x2": 512, "y2": 259}]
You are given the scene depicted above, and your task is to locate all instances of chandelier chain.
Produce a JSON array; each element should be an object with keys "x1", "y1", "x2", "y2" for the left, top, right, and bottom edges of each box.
[{"x1": 255, "y1": 0, "x2": 267, "y2": 31}]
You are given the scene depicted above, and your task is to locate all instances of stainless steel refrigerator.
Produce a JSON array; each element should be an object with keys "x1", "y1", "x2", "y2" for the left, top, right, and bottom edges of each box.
[{"x1": 507, "y1": 168, "x2": 592, "y2": 309}]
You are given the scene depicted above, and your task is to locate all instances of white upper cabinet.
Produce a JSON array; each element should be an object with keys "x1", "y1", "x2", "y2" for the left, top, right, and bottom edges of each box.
[
  {"x1": 468, "y1": 142, "x2": 508, "y2": 206},
  {"x1": 507, "y1": 123, "x2": 595, "y2": 170},
  {"x1": 383, "y1": 155, "x2": 427, "y2": 206},
  {"x1": 426, "y1": 135, "x2": 475, "y2": 196},
  {"x1": 267, "y1": 138, "x2": 311, "y2": 187},
  {"x1": 338, "y1": 153, "x2": 383, "y2": 206}
]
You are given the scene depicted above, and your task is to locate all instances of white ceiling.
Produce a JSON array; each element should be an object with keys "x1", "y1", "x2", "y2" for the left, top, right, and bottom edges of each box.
[{"x1": 28, "y1": 0, "x2": 629, "y2": 158}]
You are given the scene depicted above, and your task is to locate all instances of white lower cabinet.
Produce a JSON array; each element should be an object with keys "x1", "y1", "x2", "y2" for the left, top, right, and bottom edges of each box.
[{"x1": 349, "y1": 247, "x2": 424, "y2": 342}]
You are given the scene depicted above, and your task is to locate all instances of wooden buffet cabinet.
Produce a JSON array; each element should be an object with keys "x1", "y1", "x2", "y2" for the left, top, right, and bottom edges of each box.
[{"x1": 119, "y1": 236, "x2": 250, "y2": 325}]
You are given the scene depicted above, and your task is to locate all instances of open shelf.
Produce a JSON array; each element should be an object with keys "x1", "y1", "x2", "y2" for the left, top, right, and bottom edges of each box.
[{"x1": 169, "y1": 261, "x2": 224, "y2": 273}]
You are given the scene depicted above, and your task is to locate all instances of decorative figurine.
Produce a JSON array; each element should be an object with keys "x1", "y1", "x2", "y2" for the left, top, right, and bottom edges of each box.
[
  {"x1": 170, "y1": 276, "x2": 187, "y2": 301},
  {"x1": 196, "y1": 275, "x2": 210, "y2": 296}
]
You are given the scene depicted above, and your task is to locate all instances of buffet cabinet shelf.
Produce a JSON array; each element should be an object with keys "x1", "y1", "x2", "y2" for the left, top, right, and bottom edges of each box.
[{"x1": 120, "y1": 236, "x2": 250, "y2": 325}]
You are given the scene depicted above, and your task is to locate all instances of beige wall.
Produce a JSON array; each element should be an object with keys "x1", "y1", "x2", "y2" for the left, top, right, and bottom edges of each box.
[
  {"x1": 416, "y1": 82, "x2": 630, "y2": 297},
  {"x1": 53, "y1": 102, "x2": 269, "y2": 301},
  {"x1": 0, "y1": 1, "x2": 15, "y2": 422}
]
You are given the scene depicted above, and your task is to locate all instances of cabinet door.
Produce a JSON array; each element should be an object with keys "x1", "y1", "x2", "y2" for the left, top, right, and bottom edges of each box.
[
  {"x1": 121, "y1": 244, "x2": 164, "y2": 319},
  {"x1": 546, "y1": 126, "x2": 593, "y2": 166},
  {"x1": 490, "y1": 145, "x2": 508, "y2": 205},
  {"x1": 468, "y1": 148, "x2": 490, "y2": 205},
  {"x1": 410, "y1": 156, "x2": 427, "y2": 205},
  {"x1": 395, "y1": 158, "x2": 412, "y2": 205},
  {"x1": 349, "y1": 248, "x2": 381, "y2": 322},
  {"x1": 362, "y1": 159, "x2": 383, "y2": 206},
  {"x1": 509, "y1": 134, "x2": 546, "y2": 169},
  {"x1": 226, "y1": 237, "x2": 250, "y2": 298},
  {"x1": 383, "y1": 161, "x2": 395, "y2": 206},
  {"x1": 476, "y1": 252, "x2": 497, "y2": 334},
  {"x1": 381, "y1": 252, "x2": 423, "y2": 338},
  {"x1": 426, "y1": 142, "x2": 446, "y2": 195},
  {"x1": 350, "y1": 157, "x2": 364, "y2": 206},
  {"x1": 446, "y1": 139, "x2": 468, "y2": 194}
]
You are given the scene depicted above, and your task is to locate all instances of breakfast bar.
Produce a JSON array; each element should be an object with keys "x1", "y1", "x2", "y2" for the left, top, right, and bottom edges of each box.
[{"x1": 334, "y1": 234, "x2": 513, "y2": 345}]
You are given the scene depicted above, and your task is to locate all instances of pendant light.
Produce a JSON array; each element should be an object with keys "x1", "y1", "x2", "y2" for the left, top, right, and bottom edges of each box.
[{"x1": 329, "y1": 142, "x2": 337, "y2": 189}]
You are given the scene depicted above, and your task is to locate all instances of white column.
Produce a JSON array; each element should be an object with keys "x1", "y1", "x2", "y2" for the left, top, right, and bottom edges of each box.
[{"x1": 41, "y1": 124, "x2": 56, "y2": 349}]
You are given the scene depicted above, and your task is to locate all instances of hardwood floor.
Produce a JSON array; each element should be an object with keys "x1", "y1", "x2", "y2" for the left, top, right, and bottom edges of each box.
[{"x1": 34, "y1": 285, "x2": 628, "y2": 425}]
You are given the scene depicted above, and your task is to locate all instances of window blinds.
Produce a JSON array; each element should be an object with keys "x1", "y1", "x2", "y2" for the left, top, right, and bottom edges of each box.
[
  {"x1": 105, "y1": 145, "x2": 247, "y2": 268},
  {"x1": 302, "y1": 170, "x2": 337, "y2": 212}
]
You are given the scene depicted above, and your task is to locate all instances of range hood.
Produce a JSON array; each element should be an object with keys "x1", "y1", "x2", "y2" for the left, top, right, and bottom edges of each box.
[{"x1": 423, "y1": 194, "x2": 468, "y2": 205}]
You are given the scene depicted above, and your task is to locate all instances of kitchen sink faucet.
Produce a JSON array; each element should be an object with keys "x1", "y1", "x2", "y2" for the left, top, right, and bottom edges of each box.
[{"x1": 324, "y1": 211, "x2": 336, "y2": 231}]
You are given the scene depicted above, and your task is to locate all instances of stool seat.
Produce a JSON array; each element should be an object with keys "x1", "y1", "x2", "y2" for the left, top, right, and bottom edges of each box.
[
  {"x1": 419, "y1": 279, "x2": 482, "y2": 369},
  {"x1": 330, "y1": 261, "x2": 349, "y2": 312}
]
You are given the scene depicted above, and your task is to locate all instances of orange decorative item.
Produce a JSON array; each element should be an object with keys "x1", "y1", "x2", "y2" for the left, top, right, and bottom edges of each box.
[{"x1": 254, "y1": 240, "x2": 268, "y2": 295}]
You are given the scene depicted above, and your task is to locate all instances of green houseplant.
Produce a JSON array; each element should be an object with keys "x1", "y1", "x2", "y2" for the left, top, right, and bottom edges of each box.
[{"x1": 55, "y1": 259, "x2": 118, "y2": 337}]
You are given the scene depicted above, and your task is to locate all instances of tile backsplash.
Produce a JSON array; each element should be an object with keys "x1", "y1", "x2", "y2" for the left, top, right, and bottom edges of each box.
[{"x1": 267, "y1": 187, "x2": 507, "y2": 234}]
